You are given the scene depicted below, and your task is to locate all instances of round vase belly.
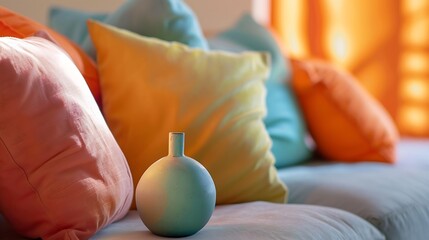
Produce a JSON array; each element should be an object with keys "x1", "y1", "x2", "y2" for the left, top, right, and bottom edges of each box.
[{"x1": 135, "y1": 132, "x2": 216, "y2": 237}]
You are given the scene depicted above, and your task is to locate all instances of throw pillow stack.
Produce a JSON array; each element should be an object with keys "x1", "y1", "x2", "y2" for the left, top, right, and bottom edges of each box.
[
  {"x1": 87, "y1": 20, "x2": 287, "y2": 208},
  {"x1": 0, "y1": 0, "x2": 400, "y2": 238},
  {"x1": 0, "y1": 1, "x2": 293, "y2": 239}
]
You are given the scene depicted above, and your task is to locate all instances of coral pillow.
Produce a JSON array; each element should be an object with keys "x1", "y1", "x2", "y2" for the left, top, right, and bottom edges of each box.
[
  {"x1": 88, "y1": 21, "x2": 288, "y2": 208},
  {"x1": 82, "y1": 0, "x2": 208, "y2": 59},
  {"x1": 0, "y1": 34, "x2": 133, "y2": 239},
  {"x1": 291, "y1": 58, "x2": 398, "y2": 163},
  {"x1": 0, "y1": 6, "x2": 101, "y2": 106},
  {"x1": 210, "y1": 14, "x2": 312, "y2": 167}
]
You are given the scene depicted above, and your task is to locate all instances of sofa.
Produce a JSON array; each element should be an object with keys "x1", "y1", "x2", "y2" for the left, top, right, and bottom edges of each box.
[
  {"x1": 1, "y1": 1, "x2": 429, "y2": 240},
  {"x1": 1, "y1": 138, "x2": 428, "y2": 240},
  {"x1": 78, "y1": 139, "x2": 429, "y2": 240}
]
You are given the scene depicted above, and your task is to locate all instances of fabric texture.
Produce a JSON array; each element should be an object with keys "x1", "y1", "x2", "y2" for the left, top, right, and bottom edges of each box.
[
  {"x1": 0, "y1": 34, "x2": 133, "y2": 240},
  {"x1": 210, "y1": 14, "x2": 312, "y2": 168},
  {"x1": 49, "y1": 6, "x2": 107, "y2": 46},
  {"x1": 82, "y1": 0, "x2": 208, "y2": 59},
  {"x1": 291, "y1": 58, "x2": 398, "y2": 163},
  {"x1": 0, "y1": 6, "x2": 102, "y2": 107},
  {"x1": 88, "y1": 20, "x2": 287, "y2": 208},
  {"x1": 279, "y1": 142, "x2": 429, "y2": 240},
  {"x1": 92, "y1": 202, "x2": 385, "y2": 240}
]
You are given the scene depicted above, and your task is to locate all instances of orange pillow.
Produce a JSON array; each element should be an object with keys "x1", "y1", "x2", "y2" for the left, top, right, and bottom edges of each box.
[
  {"x1": 0, "y1": 6, "x2": 101, "y2": 106},
  {"x1": 291, "y1": 58, "x2": 398, "y2": 163}
]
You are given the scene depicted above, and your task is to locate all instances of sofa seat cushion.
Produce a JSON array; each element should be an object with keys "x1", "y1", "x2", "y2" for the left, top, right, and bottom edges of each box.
[
  {"x1": 278, "y1": 139, "x2": 429, "y2": 240},
  {"x1": 90, "y1": 202, "x2": 383, "y2": 240},
  {"x1": 396, "y1": 138, "x2": 429, "y2": 168}
]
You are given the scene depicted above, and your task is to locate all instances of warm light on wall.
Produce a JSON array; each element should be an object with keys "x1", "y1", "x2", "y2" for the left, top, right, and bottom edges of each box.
[
  {"x1": 402, "y1": 0, "x2": 428, "y2": 13},
  {"x1": 323, "y1": 0, "x2": 352, "y2": 66},
  {"x1": 326, "y1": 29, "x2": 349, "y2": 64},
  {"x1": 401, "y1": 19, "x2": 429, "y2": 45},
  {"x1": 401, "y1": 79, "x2": 429, "y2": 102},
  {"x1": 399, "y1": 106, "x2": 429, "y2": 134},
  {"x1": 401, "y1": 53, "x2": 429, "y2": 73},
  {"x1": 400, "y1": 0, "x2": 429, "y2": 135},
  {"x1": 272, "y1": 0, "x2": 429, "y2": 136},
  {"x1": 271, "y1": 0, "x2": 309, "y2": 58}
]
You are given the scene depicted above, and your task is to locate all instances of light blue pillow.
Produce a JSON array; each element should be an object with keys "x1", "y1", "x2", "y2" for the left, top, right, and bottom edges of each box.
[
  {"x1": 82, "y1": 0, "x2": 208, "y2": 59},
  {"x1": 48, "y1": 7, "x2": 107, "y2": 46},
  {"x1": 210, "y1": 14, "x2": 312, "y2": 168}
]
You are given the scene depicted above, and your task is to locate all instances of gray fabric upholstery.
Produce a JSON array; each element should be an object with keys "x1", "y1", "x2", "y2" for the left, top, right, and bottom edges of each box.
[
  {"x1": 279, "y1": 138, "x2": 429, "y2": 240},
  {"x1": 92, "y1": 202, "x2": 384, "y2": 240},
  {"x1": 0, "y1": 202, "x2": 384, "y2": 240},
  {"x1": 1, "y1": 139, "x2": 426, "y2": 239}
]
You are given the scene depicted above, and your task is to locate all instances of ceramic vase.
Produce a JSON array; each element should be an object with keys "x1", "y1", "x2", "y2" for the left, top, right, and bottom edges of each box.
[{"x1": 135, "y1": 132, "x2": 216, "y2": 237}]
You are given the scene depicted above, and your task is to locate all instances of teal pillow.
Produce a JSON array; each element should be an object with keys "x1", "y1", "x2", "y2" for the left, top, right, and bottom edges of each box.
[
  {"x1": 48, "y1": 7, "x2": 107, "y2": 46},
  {"x1": 210, "y1": 14, "x2": 312, "y2": 168},
  {"x1": 217, "y1": 14, "x2": 287, "y2": 84},
  {"x1": 82, "y1": 0, "x2": 208, "y2": 59}
]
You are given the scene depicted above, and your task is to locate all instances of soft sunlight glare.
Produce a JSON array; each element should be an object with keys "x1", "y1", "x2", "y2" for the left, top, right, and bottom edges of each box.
[
  {"x1": 402, "y1": 0, "x2": 428, "y2": 14},
  {"x1": 401, "y1": 53, "x2": 429, "y2": 73},
  {"x1": 401, "y1": 79, "x2": 429, "y2": 102},
  {"x1": 402, "y1": 19, "x2": 429, "y2": 45},
  {"x1": 399, "y1": 106, "x2": 428, "y2": 133},
  {"x1": 273, "y1": 0, "x2": 308, "y2": 58},
  {"x1": 272, "y1": 0, "x2": 429, "y2": 135},
  {"x1": 327, "y1": 29, "x2": 348, "y2": 64}
]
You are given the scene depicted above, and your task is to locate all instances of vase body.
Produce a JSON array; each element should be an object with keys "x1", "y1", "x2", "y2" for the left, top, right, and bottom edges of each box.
[{"x1": 135, "y1": 132, "x2": 216, "y2": 237}]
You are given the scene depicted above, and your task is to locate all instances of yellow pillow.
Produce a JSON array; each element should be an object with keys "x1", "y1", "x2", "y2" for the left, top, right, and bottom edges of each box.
[{"x1": 88, "y1": 21, "x2": 288, "y2": 208}]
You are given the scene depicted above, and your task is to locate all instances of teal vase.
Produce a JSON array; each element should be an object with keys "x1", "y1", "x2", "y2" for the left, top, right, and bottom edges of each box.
[{"x1": 135, "y1": 132, "x2": 216, "y2": 237}]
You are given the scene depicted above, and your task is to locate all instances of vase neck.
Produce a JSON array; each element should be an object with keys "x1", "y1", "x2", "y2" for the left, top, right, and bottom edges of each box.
[{"x1": 168, "y1": 132, "x2": 185, "y2": 157}]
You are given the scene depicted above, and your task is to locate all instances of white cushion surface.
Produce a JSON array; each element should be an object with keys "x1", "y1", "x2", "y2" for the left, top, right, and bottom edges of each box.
[
  {"x1": 279, "y1": 138, "x2": 429, "y2": 240},
  {"x1": 91, "y1": 202, "x2": 383, "y2": 240}
]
